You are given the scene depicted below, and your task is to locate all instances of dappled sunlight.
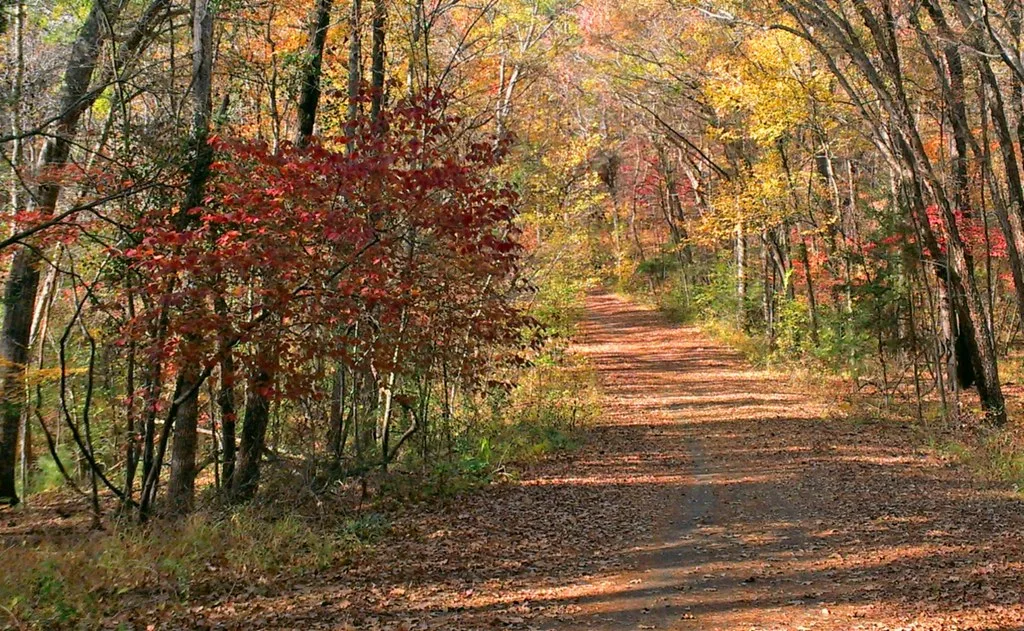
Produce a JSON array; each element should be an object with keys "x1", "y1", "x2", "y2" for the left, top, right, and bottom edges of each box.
[
  {"x1": 11, "y1": 0, "x2": 1024, "y2": 625},
  {"x1": 184, "y1": 292, "x2": 1024, "y2": 630},
  {"x1": 553, "y1": 293, "x2": 1024, "y2": 629},
  {"x1": 521, "y1": 473, "x2": 690, "y2": 487}
]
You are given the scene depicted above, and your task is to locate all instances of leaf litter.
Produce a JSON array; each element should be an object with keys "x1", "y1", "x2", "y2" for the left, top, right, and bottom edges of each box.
[{"x1": 154, "y1": 292, "x2": 1024, "y2": 630}]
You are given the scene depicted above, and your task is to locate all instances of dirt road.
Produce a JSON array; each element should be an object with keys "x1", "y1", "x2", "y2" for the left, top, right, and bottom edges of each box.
[
  {"x1": 187, "y1": 292, "x2": 1024, "y2": 630},
  {"x1": 565, "y1": 291, "x2": 1024, "y2": 630}
]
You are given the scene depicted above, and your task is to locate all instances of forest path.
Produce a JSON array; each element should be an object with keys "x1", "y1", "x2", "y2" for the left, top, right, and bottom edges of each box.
[
  {"x1": 184, "y1": 291, "x2": 1024, "y2": 630},
  {"x1": 564, "y1": 291, "x2": 1024, "y2": 630}
]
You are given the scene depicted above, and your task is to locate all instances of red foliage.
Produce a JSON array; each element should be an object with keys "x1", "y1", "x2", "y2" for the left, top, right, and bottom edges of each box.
[
  {"x1": 121, "y1": 92, "x2": 527, "y2": 400},
  {"x1": 924, "y1": 205, "x2": 1007, "y2": 259}
]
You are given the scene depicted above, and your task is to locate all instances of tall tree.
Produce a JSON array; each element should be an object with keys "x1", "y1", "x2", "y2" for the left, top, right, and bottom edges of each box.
[
  {"x1": 347, "y1": 0, "x2": 363, "y2": 142},
  {"x1": 0, "y1": 0, "x2": 123, "y2": 505},
  {"x1": 165, "y1": 0, "x2": 217, "y2": 514},
  {"x1": 776, "y1": 0, "x2": 1008, "y2": 423},
  {"x1": 296, "y1": 0, "x2": 335, "y2": 141},
  {"x1": 370, "y1": 0, "x2": 387, "y2": 124}
]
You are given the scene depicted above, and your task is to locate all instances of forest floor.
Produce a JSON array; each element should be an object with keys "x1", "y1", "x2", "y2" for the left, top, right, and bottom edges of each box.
[
  {"x1": 15, "y1": 291, "x2": 1022, "y2": 630},
  {"x1": 157, "y1": 290, "x2": 1024, "y2": 630}
]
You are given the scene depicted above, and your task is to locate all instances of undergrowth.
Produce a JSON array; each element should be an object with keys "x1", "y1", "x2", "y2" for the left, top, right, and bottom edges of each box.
[
  {"x1": 922, "y1": 406, "x2": 1024, "y2": 493},
  {"x1": 1, "y1": 272, "x2": 601, "y2": 630},
  {"x1": 838, "y1": 391, "x2": 1024, "y2": 495},
  {"x1": 383, "y1": 312, "x2": 600, "y2": 501},
  {"x1": 1, "y1": 346, "x2": 600, "y2": 629},
  {"x1": 0, "y1": 506, "x2": 382, "y2": 628},
  {"x1": 628, "y1": 254, "x2": 876, "y2": 378}
]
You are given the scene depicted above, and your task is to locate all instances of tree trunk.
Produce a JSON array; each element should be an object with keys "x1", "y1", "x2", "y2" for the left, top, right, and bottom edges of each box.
[
  {"x1": 346, "y1": 0, "x2": 362, "y2": 146},
  {"x1": 327, "y1": 366, "x2": 346, "y2": 471},
  {"x1": 166, "y1": 368, "x2": 201, "y2": 513},
  {"x1": 0, "y1": 0, "x2": 119, "y2": 505},
  {"x1": 979, "y1": 71, "x2": 1024, "y2": 326},
  {"x1": 780, "y1": 0, "x2": 1006, "y2": 423},
  {"x1": 370, "y1": 0, "x2": 386, "y2": 125},
  {"x1": 166, "y1": 0, "x2": 216, "y2": 513},
  {"x1": 799, "y1": 237, "x2": 820, "y2": 346},
  {"x1": 295, "y1": 0, "x2": 334, "y2": 142},
  {"x1": 231, "y1": 368, "x2": 272, "y2": 502},
  {"x1": 216, "y1": 298, "x2": 236, "y2": 487},
  {"x1": 762, "y1": 231, "x2": 776, "y2": 346},
  {"x1": 736, "y1": 221, "x2": 747, "y2": 327}
]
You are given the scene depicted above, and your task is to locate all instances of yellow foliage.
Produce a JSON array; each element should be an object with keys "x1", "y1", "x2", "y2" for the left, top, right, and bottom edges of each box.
[
  {"x1": 698, "y1": 154, "x2": 795, "y2": 242},
  {"x1": 705, "y1": 30, "x2": 833, "y2": 146}
]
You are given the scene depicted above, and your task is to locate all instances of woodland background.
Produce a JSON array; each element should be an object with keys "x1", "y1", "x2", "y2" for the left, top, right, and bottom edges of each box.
[{"x1": 5, "y1": 0, "x2": 1024, "y2": 626}]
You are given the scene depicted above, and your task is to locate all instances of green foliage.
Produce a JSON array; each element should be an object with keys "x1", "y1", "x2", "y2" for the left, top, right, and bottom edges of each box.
[
  {"x1": 771, "y1": 297, "x2": 813, "y2": 358},
  {"x1": 392, "y1": 349, "x2": 600, "y2": 501},
  {"x1": 37, "y1": 0, "x2": 93, "y2": 44},
  {"x1": 638, "y1": 252, "x2": 883, "y2": 377},
  {"x1": 23, "y1": 446, "x2": 77, "y2": 496},
  {"x1": 652, "y1": 257, "x2": 741, "y2": 328},
  {"x1": 531, "y1": 272, "x2": 594, "y2": 339},
  {"x1": 770, "y1": 297, "x2": 871, "y2": 374},
  {"x1": 377, "y1": 266, "x2": 600, "y2": 501},
  {"x1": 410, "y1": 441, "x2": 502, "y2": 498},
  {"x1": 26, "y1": 560, "x2": 78, "y2": 625},
  {"x1": 809, "y1": 309, "x2": 873, "y2": 375},
  {"x1": 635, "y1": 252, "x2": 682, "y2": 282},
  {"x1": 339, "y1": 513, "x2": 391, "y2": 545},
  {"x1": 689, "y1": 259, "x2": 744, "y2": 324}
]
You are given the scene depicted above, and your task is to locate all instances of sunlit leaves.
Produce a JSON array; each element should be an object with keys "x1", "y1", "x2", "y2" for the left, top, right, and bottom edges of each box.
[
  {"x1": 705, "y1": 30, "x2": 832, "y2": 146},
  {"x1": 121, "y1": 93, "x2": 527, "y2": 401}
]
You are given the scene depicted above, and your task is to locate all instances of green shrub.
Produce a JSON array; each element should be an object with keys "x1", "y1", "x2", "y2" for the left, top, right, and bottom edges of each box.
[
  {"x1": 24, "y1": 446, "x2": 77, "y2": 496},
  {"x1": 636, "y1": 252, "x2": 682, "y2": 283}
]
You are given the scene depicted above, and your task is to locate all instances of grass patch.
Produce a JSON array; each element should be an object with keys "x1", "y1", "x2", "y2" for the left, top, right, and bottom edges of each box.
[
  {"x1": 928, "y1": 422, "x2": 1024, "y2": 493},
  {"x1": 0, "y1": 507, "x2": 375, "y2": 629}
]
